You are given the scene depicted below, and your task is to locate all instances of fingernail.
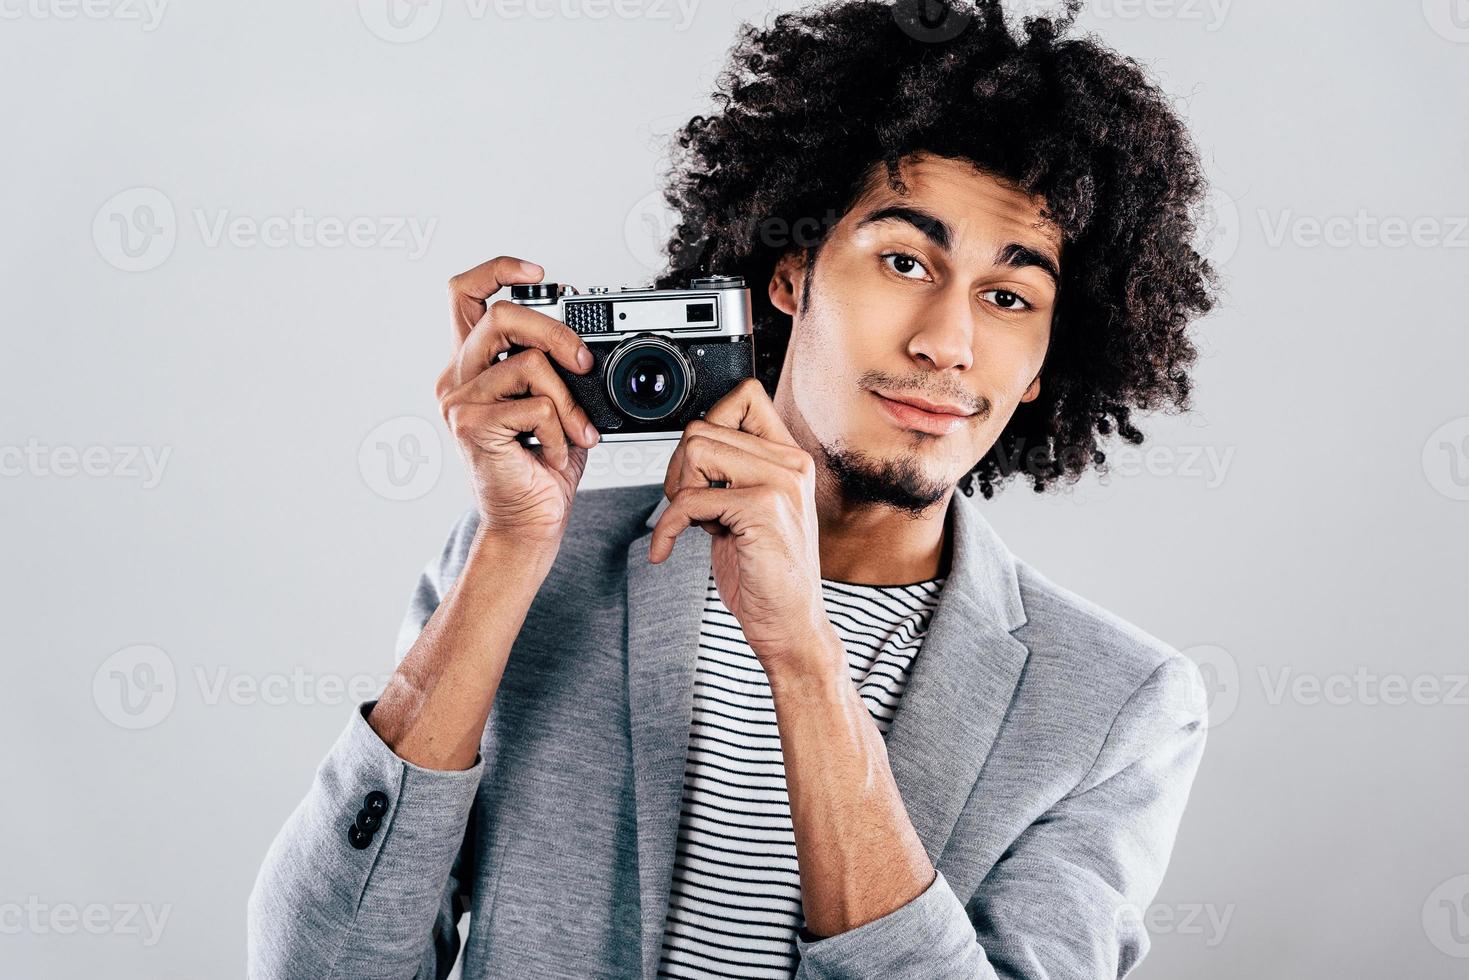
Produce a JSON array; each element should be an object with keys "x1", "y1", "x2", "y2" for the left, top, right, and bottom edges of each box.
[
  {"x1": 584, "y1": 421, "x2": 600, "y2": 445},
  {"x1": 577, "y1": 345, "x2": 594, "y2": 371},
  {"x1": 520, "y1": 261, "x2": 542, "y2": 275}
]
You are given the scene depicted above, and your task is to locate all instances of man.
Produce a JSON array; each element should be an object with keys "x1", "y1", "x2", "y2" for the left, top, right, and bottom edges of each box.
[{"x1": 249, "y1": 1, "x2": 1218, "y2": 977}]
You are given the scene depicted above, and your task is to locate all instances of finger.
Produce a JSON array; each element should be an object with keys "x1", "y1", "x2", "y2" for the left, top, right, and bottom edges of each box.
[
  {"x1": 447, "y1": 347, "x2": 601, "y2": 450},
  {"x1": 649, "y1": 487, "x2": 751, "y2": 563},
  {"x1": 702, "y1": 377, "x2": 801, "y2": 448},
  {"x1": 673, "y1": 419, "x2": 810, "y2": 478},
  {"x1": 445, "y1": 395, "x2": 571, "y2": 471},
  {"x1": 663, "y1": 430, "x2": 787, "y2": 502},
  {"x1": 454, "y1": 299, "x2": 594, "y2": 389},
  {"x1": 447, "y1": 255, "x2": 545, "y2": 345}
]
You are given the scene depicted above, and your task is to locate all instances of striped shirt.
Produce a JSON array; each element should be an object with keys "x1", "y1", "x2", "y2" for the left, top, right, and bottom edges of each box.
[{"x1": 655, "y1": 568, "x2": 947, "y2": 979}]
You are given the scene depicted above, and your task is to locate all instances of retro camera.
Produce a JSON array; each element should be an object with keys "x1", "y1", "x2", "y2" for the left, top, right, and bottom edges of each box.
[{"x1": 503, "y1": 274, "x2": 756, "y2": 443}]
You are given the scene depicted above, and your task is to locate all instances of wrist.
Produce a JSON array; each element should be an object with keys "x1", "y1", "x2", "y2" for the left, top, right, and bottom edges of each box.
[
  {"x1": 466, "y1": 526, "x2": 559, "y2": 581},
  {"x1": 764, "y1": 624, "x2": 848, "y2": 699}
]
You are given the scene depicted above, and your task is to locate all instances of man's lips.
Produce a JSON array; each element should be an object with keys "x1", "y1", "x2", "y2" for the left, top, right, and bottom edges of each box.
[
  {"x1": 878, "y1": 391, "x2": 974, "y2": 416},
  {"x1": 872, "y1": 391, "x2": 974, "y2": 435}
]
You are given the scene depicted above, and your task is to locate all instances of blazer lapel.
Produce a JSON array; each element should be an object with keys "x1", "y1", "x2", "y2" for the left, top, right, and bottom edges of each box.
[
  {"x1": 625, "y1": 493, "x2": 711, "y2": 980},
  {"x1": 881, "y1": 488, "x2": 1031, "y2": 865}
]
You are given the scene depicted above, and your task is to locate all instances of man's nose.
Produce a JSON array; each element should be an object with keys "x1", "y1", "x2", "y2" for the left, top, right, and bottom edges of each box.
[{"x1": 906, "y1": 290, "x2": 974, "y2": 372}]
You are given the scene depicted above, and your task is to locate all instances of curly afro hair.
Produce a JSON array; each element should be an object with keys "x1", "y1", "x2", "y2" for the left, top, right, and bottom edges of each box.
[{"x1": 650, "y1": 0, "x2": 1219, "y2": 499}]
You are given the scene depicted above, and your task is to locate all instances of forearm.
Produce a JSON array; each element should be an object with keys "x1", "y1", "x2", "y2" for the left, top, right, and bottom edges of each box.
[
  {"x1": 767, "y1": 629, "x2": 935, "y2": 938},
  {"x1": 369, "y1": 528, "x2": 555, "y2": 771}
]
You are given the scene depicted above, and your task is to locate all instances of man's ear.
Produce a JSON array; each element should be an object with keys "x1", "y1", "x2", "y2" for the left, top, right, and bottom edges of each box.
[
  {"x1": 1020, "y1": 373, "x2": 1041, "y2": 403},
  {"x1": 767, "y1": 249, "x2": 806, "y2": 318}
]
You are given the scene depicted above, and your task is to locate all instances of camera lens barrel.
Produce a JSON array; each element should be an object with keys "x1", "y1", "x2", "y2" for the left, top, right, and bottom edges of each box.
[{"x1": 603, "y1": 336, "x2": 695, "y2": 422}]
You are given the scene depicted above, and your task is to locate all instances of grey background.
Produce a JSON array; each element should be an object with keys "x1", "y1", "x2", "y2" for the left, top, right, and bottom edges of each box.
[{"x1": 3, "y1": 1, "x2": 1467, "y2": 977}]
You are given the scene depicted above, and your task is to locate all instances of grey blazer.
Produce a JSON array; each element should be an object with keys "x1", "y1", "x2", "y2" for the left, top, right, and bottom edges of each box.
[{"x1": 248, "y1": 482, "x2": 1208, "y2": 979}]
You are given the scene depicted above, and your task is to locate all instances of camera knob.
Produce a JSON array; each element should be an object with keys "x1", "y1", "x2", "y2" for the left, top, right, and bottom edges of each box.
[
  {"x1": 510, "y1": 283, "x2": 560, "y2": 304},
  {"x1": 588, "y1": 286, "x2": 611, "y2": 295},
  {"x1": 690, "y1": 275, "x2": 745, "y2": 289}
]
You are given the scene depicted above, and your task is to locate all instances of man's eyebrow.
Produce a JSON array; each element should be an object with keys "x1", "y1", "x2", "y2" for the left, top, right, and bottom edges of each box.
[
  {"x1": 855, "y1": 204, "x2": 1061, "y2": 285},
  {"x1": 996, "y1": 241, "x2": 1060, "y2": 286},
  {"x1": 856, "y1": 205, "x2": 953, "y2": 252}
]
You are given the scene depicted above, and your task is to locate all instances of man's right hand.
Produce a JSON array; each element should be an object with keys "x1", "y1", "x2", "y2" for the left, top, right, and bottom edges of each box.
[{"x1": 438, "y1": 255, "x2": 602, "y2": 547}]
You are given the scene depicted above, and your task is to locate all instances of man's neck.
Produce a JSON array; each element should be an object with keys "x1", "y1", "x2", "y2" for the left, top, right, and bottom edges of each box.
[{"x1": 814, "y1": 481, "x2": 955, "y2": 586}]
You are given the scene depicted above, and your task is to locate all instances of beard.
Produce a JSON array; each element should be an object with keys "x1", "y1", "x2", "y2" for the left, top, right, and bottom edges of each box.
[{"x1": 817, "y1": 438, "x2": 952, "y2": 517}]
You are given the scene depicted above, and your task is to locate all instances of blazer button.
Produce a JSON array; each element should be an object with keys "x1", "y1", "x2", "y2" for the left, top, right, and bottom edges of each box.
[
  {"x1": 355, "y1": 808, "x2": 381, "y2": 833},
  {"x1": 363, "y1": 790, "x2": 389, "y2": 816},
  {"x1": 347, "y1": 824, "x2": 372, "y2": 850}
]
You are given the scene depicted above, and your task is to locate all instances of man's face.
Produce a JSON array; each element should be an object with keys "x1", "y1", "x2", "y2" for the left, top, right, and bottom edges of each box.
[{"x1": 769, "y1": 153, "x2": 1061, "y2": 516}]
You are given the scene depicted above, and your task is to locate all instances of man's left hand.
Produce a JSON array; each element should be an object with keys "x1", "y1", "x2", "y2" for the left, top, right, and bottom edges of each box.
[{"x1": 649, "y1": 378, "x2": 837, "y2": 677}]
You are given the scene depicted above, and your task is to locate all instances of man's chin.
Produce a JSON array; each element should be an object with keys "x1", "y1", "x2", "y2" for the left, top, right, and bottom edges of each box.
[{"x1": 818, "y1": 440, "x2": 953, "y2": 517}]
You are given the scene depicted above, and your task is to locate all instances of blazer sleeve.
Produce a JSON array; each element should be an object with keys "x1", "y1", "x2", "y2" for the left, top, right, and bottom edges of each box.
[
  {"x1": 247, "y1": 510, "x2": 487, "y2": 980},
  {"x1": 793, "y1": 654, "x2": 1210, "y2": 980}
]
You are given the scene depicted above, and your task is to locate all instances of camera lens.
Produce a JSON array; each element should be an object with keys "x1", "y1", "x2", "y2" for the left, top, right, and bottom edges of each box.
[
  {"x1": 625, "y1": 356, "x2": 671, "y2": 408},
  {"x1": 605, "y1": 337, "x2": 693, "y2": 422}
]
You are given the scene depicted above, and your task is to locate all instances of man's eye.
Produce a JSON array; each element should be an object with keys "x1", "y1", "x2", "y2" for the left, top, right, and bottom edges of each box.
[
  {"x1": 981, "y1": 289, "x2": 1032, "y2": 311},
  {"x1": 880, "y1": 252, "x2": 929, "y2": 280}
]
